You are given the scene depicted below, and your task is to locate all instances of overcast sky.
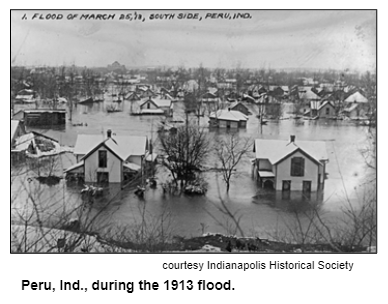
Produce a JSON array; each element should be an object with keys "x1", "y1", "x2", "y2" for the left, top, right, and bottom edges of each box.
[{"x1": 11, "y1": 10, "x2": 376, "y2": 72}]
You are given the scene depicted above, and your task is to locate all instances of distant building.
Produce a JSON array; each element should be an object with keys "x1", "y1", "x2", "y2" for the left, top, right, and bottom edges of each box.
[
  {"x1": 253, "y1": 136, "x2": 328, "y2": 191},
  {"x1": 229, "y1": 102, "x2": 252, "y2": 116},
  {"x1": 107, "y1": 61, "x2": 126, "y2": 72},
  {"x1": 209, "y1": 109, "x2": 248, "y2": 129},
  {"x1": 12, "y1": 109, "x2": 66, "y2": 127},
  {"x1": 344, "y1": 91, "x2": 368, "y2": 103},
  {"x1": 306, "y1": 101, "x2": 336, "y2": 118},
  {"x1": 137, "y1": 97, "x2": 174, "y2": 116},
  {"x1": 15, "y1": 89, "x2": 37, "y2": 104},
  {"x1": 201, "y1": 92, "x2": 220, "y2": 104},
  {"x1": 342, "y1": 103, "x2": 368, "y2": 119}
]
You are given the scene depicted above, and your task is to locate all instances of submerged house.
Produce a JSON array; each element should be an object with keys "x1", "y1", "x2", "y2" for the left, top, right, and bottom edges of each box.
[
  {"x1": 136, "y1": 97, "x2": 174, "y2": 116},
  {"x1": 65, "y1": 130, "x2": 147, "y2": 184},
  {"x1": 229, "y1": 102, "x2": 252, "y2": 116},
  {"x1": 209, "y1": 109, "x2": 248, "y2": 129},
  {"x1": 253, "y1": 136, "x2": 328, "y2": 192},
  {"x1": 12, "y1": 109, "x2": 66, "y2": 126},
  {"x1": 343, "y1": 91, "x2": 369, "y2": 119},
  {"x1": 306, "y1": 100, "x2": 336, "y2": 118},
  {"x1": 15, "y1": 89, "x2": 37, "y2": 104}
]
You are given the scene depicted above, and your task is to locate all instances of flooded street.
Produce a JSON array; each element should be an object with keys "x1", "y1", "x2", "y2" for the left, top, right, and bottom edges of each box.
[{"x1": 12, "y1": 100, "x2": 374, "y2": 238}]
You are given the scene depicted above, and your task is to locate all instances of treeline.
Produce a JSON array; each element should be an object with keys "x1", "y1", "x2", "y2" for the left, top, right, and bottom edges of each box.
[{"x1": 11, "y1": 64, "x2": 376, "y2": 100}]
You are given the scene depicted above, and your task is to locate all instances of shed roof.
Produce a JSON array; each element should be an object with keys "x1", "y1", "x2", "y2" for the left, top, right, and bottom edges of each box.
[
  {"x1": 254, "y1": 138, "x2": 328, "y2": 165},
  {"x1": 64, "y1": 161, "x2": 84, "y2": 173}
]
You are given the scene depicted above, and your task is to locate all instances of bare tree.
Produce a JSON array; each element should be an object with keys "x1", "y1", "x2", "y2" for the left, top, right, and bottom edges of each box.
[
  {"x1": 158, "y1": 123, "x2": 211, "y2": 189},
  {"x1": 215, "y1": 133, "x2": 252, "y2": 193}
]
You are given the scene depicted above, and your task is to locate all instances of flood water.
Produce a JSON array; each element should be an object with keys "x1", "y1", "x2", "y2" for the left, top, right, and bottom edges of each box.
[{"x1": 11, "y1": 99, "x2": 375, "y2": 240}]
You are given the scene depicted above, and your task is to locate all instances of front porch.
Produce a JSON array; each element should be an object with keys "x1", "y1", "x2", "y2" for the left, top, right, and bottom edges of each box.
[{"x1": 257, "y1": 171, "x2": 275, "y2": 189}]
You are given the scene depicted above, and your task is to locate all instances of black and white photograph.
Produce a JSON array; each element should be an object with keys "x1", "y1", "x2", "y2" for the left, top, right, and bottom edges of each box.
[{"x1": 10, "y1": 9, "x2": 377, "y2": 253}]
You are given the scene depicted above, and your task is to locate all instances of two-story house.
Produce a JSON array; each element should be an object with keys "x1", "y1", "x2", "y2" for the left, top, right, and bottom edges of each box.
[
  {"x1": 253, "y1": 136, "x2": 328, "y2": 192},
  {"x1": 65, "y1": 130, "x2": 147, "y2": 185}
]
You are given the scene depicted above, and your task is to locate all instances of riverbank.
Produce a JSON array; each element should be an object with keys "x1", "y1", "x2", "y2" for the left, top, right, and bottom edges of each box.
[{"x1": 11, "y1": 224, "x2": 375, "y2": 253}]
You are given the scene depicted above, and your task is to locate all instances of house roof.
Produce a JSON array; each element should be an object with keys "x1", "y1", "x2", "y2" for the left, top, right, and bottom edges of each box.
[
  {"x1": 281, "y1": 86, "x2": 289, "y2": 92},
  {"x1": 123, "y1": 162, "x2": 141, "y2": 172},
  {"x1": 254, "y1": 138, "x2": 328, "y2": 165},
  {"x1": 344, "y1": 91, "x2": 368, "y2": 103},
  {"x1": 299, "y1": 90, "x2": 320, "y2": 100},
  {"x1": 230, "y1": 102, "x2": 249, "y2": 111},
  {"x1": 64, "y1": 161, "x2": 84, "y2": 173},
  {"x1": 209, "y1": 109, "x2": 248, "y2": 122},
  {"x1": 11, "y1": 120, "x2": 20, "y2": 141},
  {"x1": 14, "y1": 133, "x2": 35, "y2": 151},
  {"x1": 202, "y1": 92, "x2": 218, "y2": 99},
  {"x1": 74, "y1": 134, "x2": 147, "y2": 160},
  {"x1": 318, "y1": 100, "x2": 335, "y2": 111},
  {"x1": 343, "y1": 103, "x2": 359, "y2": 113},
  {"x1": 140, "y1": 98, "x2": 172, "y2": 108}
]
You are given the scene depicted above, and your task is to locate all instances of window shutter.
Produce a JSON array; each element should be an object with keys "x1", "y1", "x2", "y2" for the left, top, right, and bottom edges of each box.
[{"x1": 300, "y1": 158, "x2": 305, "y2": 176}]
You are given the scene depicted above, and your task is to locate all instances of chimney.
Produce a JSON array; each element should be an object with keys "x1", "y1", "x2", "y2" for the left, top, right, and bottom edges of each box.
[
  {"x1": 107, "y1": 129, "x2": 112, "y2": 138},
  {"x1": 290, "y1": 135, "x2": 296, "y2": 143}
]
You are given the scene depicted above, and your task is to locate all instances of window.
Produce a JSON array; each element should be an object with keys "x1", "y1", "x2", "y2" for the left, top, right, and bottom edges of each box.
[
  {"x1": 98, "y1": 150, "x2": 107, "y2": 168},
  {"x1": 147, "y1": 102, "x2": 151, "y2": 109},
  {"x1": 326, "y1": 107, "x2": 330, "y2": 115},
  {"x1": 291, "y1": 157, "x2": 305, "y2": 176}
]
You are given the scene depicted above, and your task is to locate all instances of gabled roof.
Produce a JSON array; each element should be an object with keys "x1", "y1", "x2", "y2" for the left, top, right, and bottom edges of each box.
[
  {"x1": 209, "y1": 109, "x2": 248, "y2": 122},
  {"x1": 317, "y1": 100, "x2": 335, "y2": 111},
  {"x1": 230, "y1": 102, "x2": 249, "y2": 111},
  {"x1": 74, "y1": 134, "x2": 147, "y2": 160},
  {"x1": 299, "y1": 90, "x2": 320, "y2": 100},
  {"x1": 254, "y1": 138, "x2": 328, "y2": 165},
  {"x1": 344, "y1": 91, "x2": 368, "y2": 103},
  {"x1": 140, "y1": 98, "x2": 172, "y2": 108}
]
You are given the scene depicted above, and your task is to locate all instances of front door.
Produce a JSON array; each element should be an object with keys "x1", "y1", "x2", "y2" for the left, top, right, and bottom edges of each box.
[
  {"x1": 303, "y1": 181, "x2": 312, "y2": 192},
  {"x1": 97, "y1": 172, "x2": 109, "y2": 184},
  {"x1": 282, "y1": 180, "x2": 291, "y2": 191}
]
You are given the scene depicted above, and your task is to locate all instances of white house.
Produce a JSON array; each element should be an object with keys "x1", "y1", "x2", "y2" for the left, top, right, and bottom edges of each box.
[
  {"x1": 65, "y1": 130, "x2": 147, "y2": 184},
  {"x1": 137, "y1": 97, "x2": 174, "y2": 116},
  {"x1": 344, "y1": 91, "x2": 368, "y2": 103},
  {"x1": 209, "y1": 109, "x2": 248, "y2": 129},
  {"x1": 253, "y1": 136, "x2": 328, "y2": 192},
  {"x1": 306, "y1": 100, "x2": 336, "y2": 118}
]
